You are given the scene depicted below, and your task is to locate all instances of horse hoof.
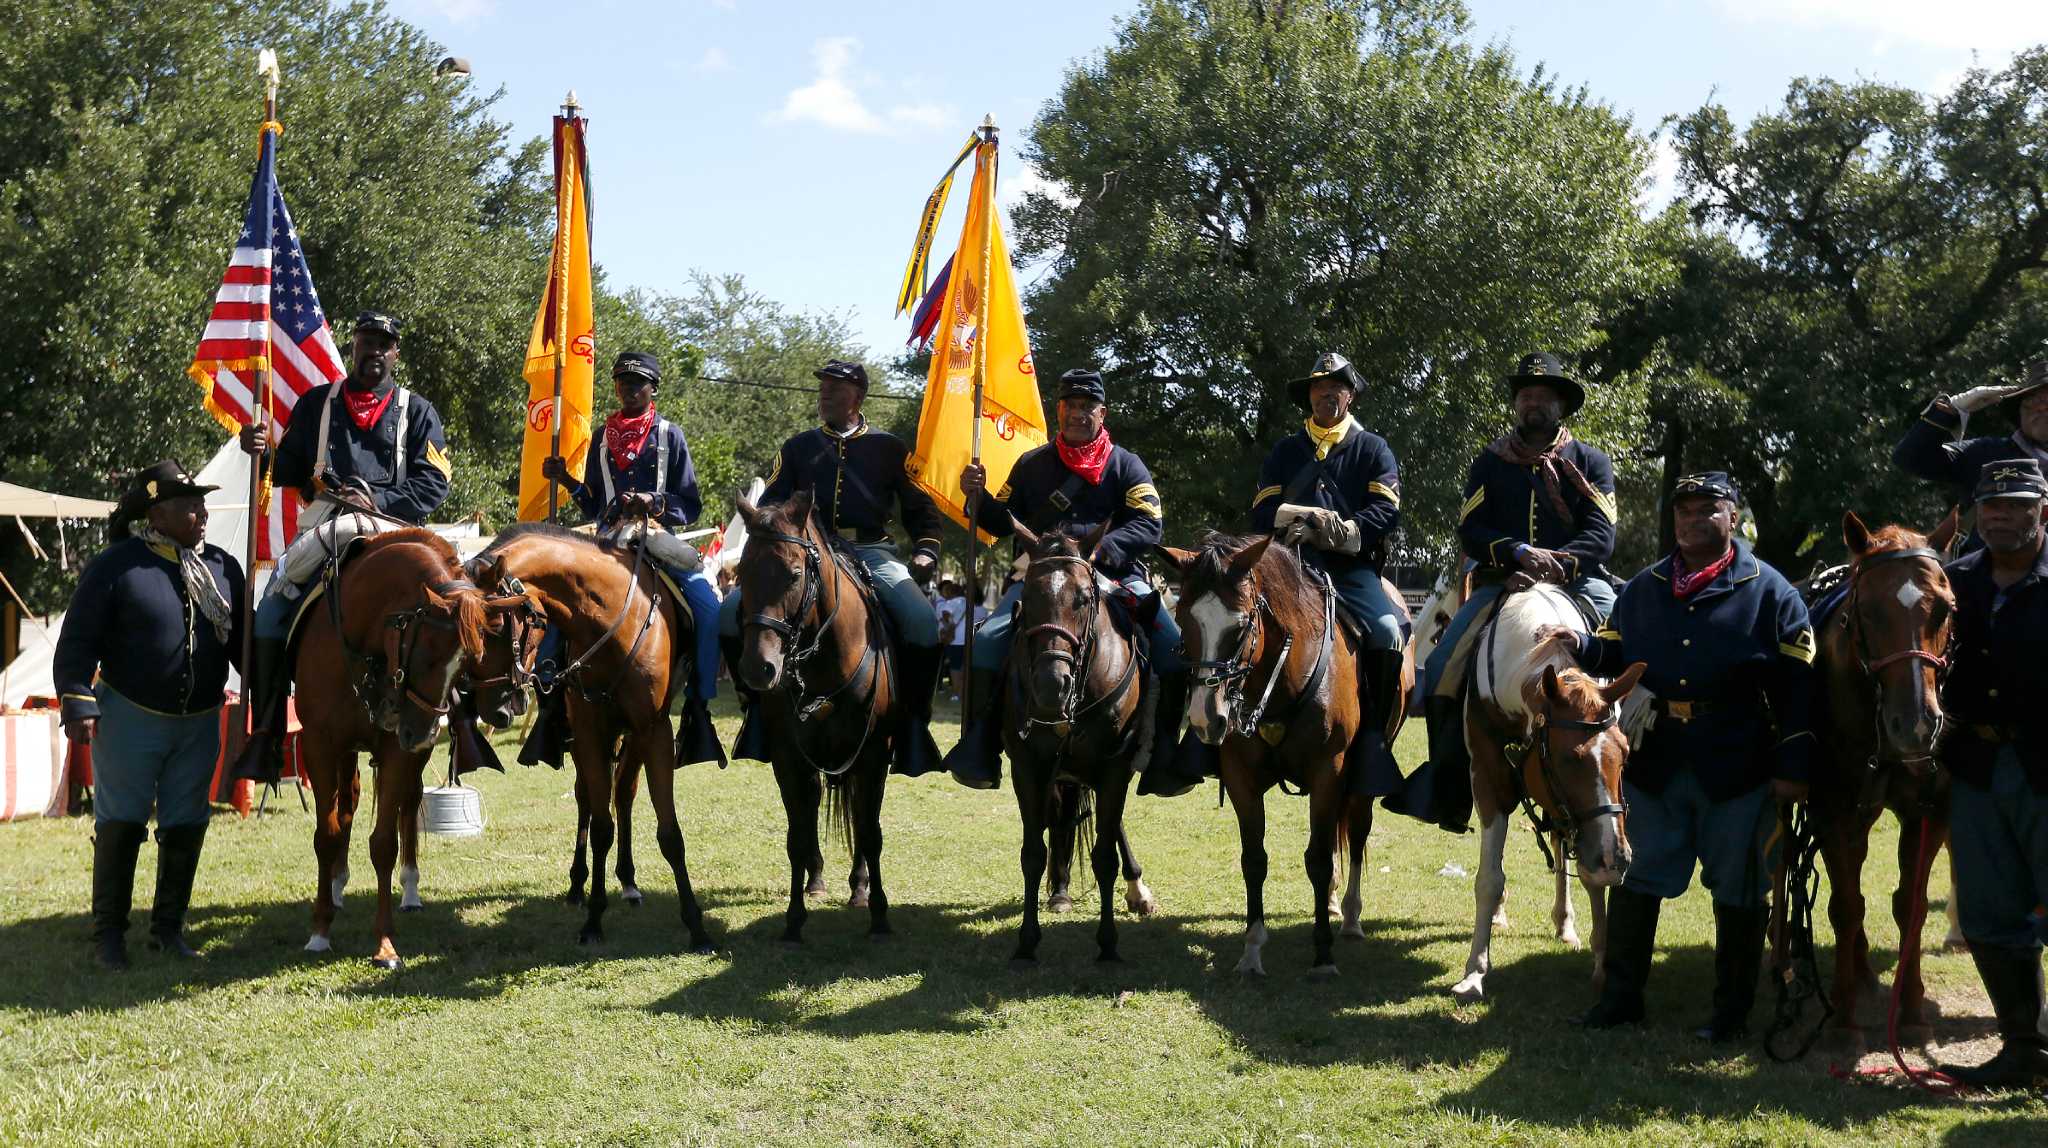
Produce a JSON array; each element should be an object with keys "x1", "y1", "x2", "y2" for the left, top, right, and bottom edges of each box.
[
  {"x1": 805, "y1": 886, "x2": 830, "y2": 902},
  {"x1": 1048, "y1": 894, "x2": 1075, "y2": 914},
  {"x1": 1010, "y1": 957, "x2": 1039, "y2": 972},
  {"x1": 1558, "y1": 931, "x2": 1582, "y2": 950},
  {"x1": 578, "y1": 930, "x2": 604, "y2": 947},
  {"x1": 1234, "y1": 959, "x2": 1267, "y2": 978},
  {"x1": 622, "y1": 887, "x2": 643, "y2": 907},
  {"x1": 1340, "y1": 924, "x2": 1366, "y2": 940},
  {"x1": 1096, "y1": 952, "x2": 1124, "y2": 965},
  {"x1": 1307, "y1": 963, "x2": 1340, "y2": 980},
  {"x1": 399, "y1": 903, "x2": 424, "y2": 914},
  {"x1": 564, "y1": 891, "x2": 585, "y2": 907},
  {"x1": 1129, "y1": 896, "x2": 1160, "y2": 918},
  {"x1": 779, "y1": 937, "x2": 804, "y2": 950},
  {"x1": 848, "y1": 892, "x2": 869, "y2": 910},
  {"x1": 688, "y1": 936, "x2": 717, "y2": 956},
  {"x1": 1450, "y1": 976, "x2": 1486, "y2": 1004},
  {"x1": 303, "y1": 934, "x2": 332, "y2": 954},
  {"x1": 868, "y1": 930, "x2": 894, "y2": 944},
  {"x1": 370, "y1": 956, "x2": 402, "y2": 971}
]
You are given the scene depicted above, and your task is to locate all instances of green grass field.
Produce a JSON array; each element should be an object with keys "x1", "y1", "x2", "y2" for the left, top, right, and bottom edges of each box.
[{"x1": 3, "y1": 703, "x2": 2041, "y2": 1146}]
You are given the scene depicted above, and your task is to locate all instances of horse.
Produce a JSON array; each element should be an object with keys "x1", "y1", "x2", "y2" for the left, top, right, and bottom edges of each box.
[
  {"x1": 1158, "y1": 534, "x2": 1405, "y2": 977},
  {"x1": 731, "y1": 490, "x2": 897, "y2": 943},
  {"x1": 291, "y1": 530, "x2": 489, "y2": 968},
  {"x1": 1002, "y1": 522, "x2": 1159, "y2": 965},
  {"x1": 464, "y1": 522, "x2": 714, "y2": 951},
  {"x1": 1451, "y1": 582, "x2": 1645, "y2": 1003},
  {"x1": 1805, "y1": 510, "x2": 1957, "y2": 1042}
]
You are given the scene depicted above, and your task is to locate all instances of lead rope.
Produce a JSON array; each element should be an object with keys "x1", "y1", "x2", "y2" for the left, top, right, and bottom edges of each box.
[{"x1": 1765, "y1": 802, "x2": 1832, "y2": 1061}]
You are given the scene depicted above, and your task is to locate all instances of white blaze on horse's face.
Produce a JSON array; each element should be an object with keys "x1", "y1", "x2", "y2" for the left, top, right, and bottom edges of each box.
[
  {"x1": 1187, "y1": 592, "x2": 1240, "y2": 744},
  {"x1": 1894, "y1": 580, "x2": 1924, "y2": 611}
]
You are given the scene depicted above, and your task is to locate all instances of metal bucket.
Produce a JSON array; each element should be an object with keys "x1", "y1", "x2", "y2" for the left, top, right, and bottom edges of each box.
[{"x1": 420, "y1": 784, "x2": 484, "y2": 838}]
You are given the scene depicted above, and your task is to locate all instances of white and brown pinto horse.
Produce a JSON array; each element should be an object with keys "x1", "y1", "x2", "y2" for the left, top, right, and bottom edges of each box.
[{"x1": 1451, "y1": 582, "x2": 1645, "y2": 1003}]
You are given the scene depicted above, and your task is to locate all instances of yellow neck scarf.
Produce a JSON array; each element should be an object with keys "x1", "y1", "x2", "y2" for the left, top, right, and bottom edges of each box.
[{"x1": 1304, "y1": 415, "x2": 1356, "y2": 461}]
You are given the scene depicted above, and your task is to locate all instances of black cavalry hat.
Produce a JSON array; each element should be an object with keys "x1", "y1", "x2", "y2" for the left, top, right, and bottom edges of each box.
[
  {"x1": 1998, "y1": 353, "x2": 2048, "y2": 423},
  {"x1": 1672, "y1": 470, "x2": 1740, "y2": 506},
  {"x1": 1505, "y1": 351, "x2": 1585, "y2": 418},
  {"x1": 1056, "y1": 368, "x2": 1106, "y2": 403},
  {"x1": 612, "y1": 351, "x2": 661, "y2": 386},
  {"x1": 114, "y1": 460, "x2": 217, "y2": 526},
  {"x1": 1974, "y1": 458, "x2": 2048, "y2": 503},
  {"x1": 1287, "y1": 352, "x2": 1364, "y2": 411},
  {"x1": 813, "y1": 359, "x2": 869, "y2": 391},
  {"x1": 352, "y1": 310, "x2": 402, "y2": 341}
]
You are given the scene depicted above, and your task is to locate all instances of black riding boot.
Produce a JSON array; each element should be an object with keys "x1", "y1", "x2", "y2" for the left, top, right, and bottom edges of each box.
[
  {"x1": 1939, "y1": 944, "x2": 2048, "y2": 1089},
  {"x1": 148, "y1": 823, "x2": 208, "y2": 959},
  {"x1": 675, "y1": 694, "x2": 729, "y2": 769},
  {"x1": 1345, "y1": 649, "x2": 1409, "y2": 798},
  {"x1": 449, "y1": 694, "x2": 506, "y2": 776},
  {"x1": 229, "y1": 636, "x2": 291, "y2": 783},
  {"x1": 891, "y1": 644, "x2": 945, "y2": 778},
  {"x1": 1693, "y1": 901, "x2": 1768, "y2": 1042},
  {"x1": 1381, "y1": 694, "x2": 1472, "y2": 832},
  {"x1": 1136, "y1": 669, "x2": 1205, "y2": 798},
  {"x1": 720, "y1": 634, "x2": 773, "y2": 763},
  {"x1": 91, "y1": 821, "x2": 147, "y2": 971},
  {"x1": 1574, "y1": 886, "x2": 1661, "y2": 1028},
  {"x1": 517, "y1": 686, "x2": 568, "y2": 768},
  {"x1": 943, "y1": 667, "x2": 1004, "y2": 790}
]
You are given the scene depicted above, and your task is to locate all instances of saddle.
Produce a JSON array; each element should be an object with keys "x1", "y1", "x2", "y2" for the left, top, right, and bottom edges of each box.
[
  {"x1": 1800, "y1": 563, "x2": 1851, "y2": 631},
  {"x1": 283, "y1": 533, "x2": 376, "y2": 651}
]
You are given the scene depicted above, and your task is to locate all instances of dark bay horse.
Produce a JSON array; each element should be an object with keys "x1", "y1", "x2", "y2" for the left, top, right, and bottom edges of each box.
[
  {"x1": 466, "y1": 523, "x2": 714, "y2": 951},
  {"x1": 292, "y1": 530, "x2": 489, "y2": 968},
  {"x1": 1453, "y1": 585, "x2": 1644, "y2": 1002},
  {"x1": 733, "y1": 491, "x2": 895, "y2": 943},
  {"x1": 1003, "y1": 522, "x2": 1156, "y2": 965},
  {"x1": 1808, "y1": 511, "x2": 1957, "y2": 1042},
  {"x1": 1159, "y1": 535, "x2": 1404, "y2": 977}
]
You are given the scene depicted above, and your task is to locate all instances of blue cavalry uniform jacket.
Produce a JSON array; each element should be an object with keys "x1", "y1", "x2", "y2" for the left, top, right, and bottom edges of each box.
[
  {"x1": 1458, "y1": 439, "x2": 1617, "y2": 580},
  {"x1": 764, "y1": 420, "x2": 944, "y2": 561},
  {"x1": 54, "y1": 537, "x2": 246, "y2": 724},
  {"x1": 272, "y1": 382, "x2": 452, "y2": 525},
  {"x1": 1250, "y1": 417, "x2": 1400, "y2": 574},
  {"x1": 566, "y1": 418, "x2": 701, "y2": 530},
  {"x1": 1941, "y1": 542, "x2": 2048, "y2": 792},
  {"x1": 1578, "y1": 540, "x2": 1816, "y2": 800},
  {"x1": 1892, "y1": 398, "x2": 2040, "y2": 517},
  {"x1": 972, "y1": 442, "x2": 1163, "y2": 581}
]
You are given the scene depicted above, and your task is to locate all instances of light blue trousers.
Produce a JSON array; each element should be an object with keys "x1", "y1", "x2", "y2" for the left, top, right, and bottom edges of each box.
[{"x1": 90, "y1": 684, "x2": 220, "y2": 829}]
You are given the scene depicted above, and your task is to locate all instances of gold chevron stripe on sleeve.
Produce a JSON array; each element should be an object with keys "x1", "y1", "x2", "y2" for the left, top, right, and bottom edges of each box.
[{"x1": 1368, "y1": 480, "x2": 1400, "y2": 508}]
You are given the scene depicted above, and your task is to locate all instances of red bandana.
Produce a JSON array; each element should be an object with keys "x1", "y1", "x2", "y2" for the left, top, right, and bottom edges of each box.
[
  {"x1": 341, "y1": 384, "x2": 395, "y2": 432},
  {"x1": 1672, "y1": 545, "x2": 1735, "y2": 599},
  {"x1": 1055, "y1": 428, "x2": 1114, "y2": 485},
  {"x1": 605, "y1": 407, "x2": 659, "y2": 474}
]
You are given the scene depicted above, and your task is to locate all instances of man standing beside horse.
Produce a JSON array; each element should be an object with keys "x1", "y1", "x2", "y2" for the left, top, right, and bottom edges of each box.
[
  {"x1": 1390, "y1": 352, "x2": 1619, "y2": 833},
  {"x1": 1893, "y1": 353, "x2": 2048, "y2": 547},
  {"x1": 232, "y1": 310, "x2": 454, "y2": 780},
  {"x1": 1553, "y1": 471, "x2": 1816, "y2": 1041},
  {"x1": 717, "y1": 358, "x2": 947, "y2": 776},
  {"x1": 950, "y1": 368, "x2": 1188, "y2": 794},
  {"x1": 541, "y1": 351, "x2": 725, "y2": 765},
  {"x1": 1934, "y1": 459, "x2": 2048, "y2": 1090}
]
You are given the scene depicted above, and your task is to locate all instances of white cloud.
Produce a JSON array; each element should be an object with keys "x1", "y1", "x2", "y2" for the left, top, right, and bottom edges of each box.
[
  {"x1": 1712, "y1": 0, "x2": 2037, "y2": 56},
  {"x1": 774, "y1": 38, "x2": 952, "y2": 135},
  {"x1": 697, "y1": 47, "x2": 732, "y2": 74},
  {"x1": 1638, "y1": 131, "x2": 1682, "y2": 212},
  {"x1": 1001, "y1": 161, "x2": 1078, "y2": 212}
]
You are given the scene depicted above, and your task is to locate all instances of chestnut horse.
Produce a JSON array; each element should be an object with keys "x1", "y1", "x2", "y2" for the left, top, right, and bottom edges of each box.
[
  {"x1": 1003, "y1": 523, "x2": 1159, "y2": 965},
  {"x1": 1160, "y1": 535, "x2": 1409, "y2": 977},
  {"x1": 732, "y1": 491, "x2": 896, "y2": 943},
  {"x1": 465, "y1": 523, "x2": 715, "y2": 951},
  {"x1": 293, "y1": 530, "x2": 488, "y2": 968},
  {"x1": 1807, "y1": 510, "x2": 1957, "y2": 1041},
  {"x1": 1452, "y1": 584, "x2": 1645, "y2": 1003}
]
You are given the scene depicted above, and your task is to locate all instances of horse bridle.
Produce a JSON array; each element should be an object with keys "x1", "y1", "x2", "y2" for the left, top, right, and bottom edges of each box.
[
  {"x1": 1014, "y1": 553, "x2": 1138, "y2": 740},
  {"x1": 338, "y1": 573, "x2": 478, "y2": 725},
  {"x1": 1188, "y1": 570, "x2": 1335, "y2": 746},
  {"x1": 463, "y1": 574, "x2": 548, "y2": 696},
  {"x1": 739, "y1": 525, "x2": 883, "y2": 774},
  {"x1": 1839, "y1": 546, "x2": 1954, "y2": 771},
  {"x1": 1517, "y1": 698, "x2": 1625, "y2": 867}
]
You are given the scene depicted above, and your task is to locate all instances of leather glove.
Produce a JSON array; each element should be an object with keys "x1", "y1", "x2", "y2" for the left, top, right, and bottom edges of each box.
[
  {"x1": 1274, "y1": 503, "x2": 1317, "y2": 546},
  {"x1": 1951, "y1": 384, "x2": 2020, "y2": 414},
  {"x1": 1320, "y1": 516, "x2": 1363, "y2": 554}
]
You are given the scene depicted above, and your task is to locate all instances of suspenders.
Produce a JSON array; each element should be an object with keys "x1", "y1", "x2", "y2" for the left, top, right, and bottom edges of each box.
[
  {"x1": 598, "y1": 419, "x2": 668, "y2": 512},
  {"x1": 313, "y1": 385, "x2": 412, "y2": 486}
]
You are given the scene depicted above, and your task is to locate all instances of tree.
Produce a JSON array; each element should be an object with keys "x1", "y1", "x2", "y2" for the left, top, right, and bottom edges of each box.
[
  {"x1": 1607, "y1": 50, "x2": 2048, "y2": 570},
  {"x1": 1012, "y1": 0, "x2": 1670, "y2": 568}
]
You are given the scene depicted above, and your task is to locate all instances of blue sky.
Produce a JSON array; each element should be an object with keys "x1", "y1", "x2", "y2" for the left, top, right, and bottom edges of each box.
[{"x1": 388, "y1": 0, "x2": 2040, "y2": 373}]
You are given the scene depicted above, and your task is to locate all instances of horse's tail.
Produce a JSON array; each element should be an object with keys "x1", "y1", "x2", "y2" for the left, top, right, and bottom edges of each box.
[
  {"x1": 822, "y1": 772, "x2": 856, "y2": 861},
  {"x1": 1056, "y1": 782, "x2": 1096, "y2": 889}
]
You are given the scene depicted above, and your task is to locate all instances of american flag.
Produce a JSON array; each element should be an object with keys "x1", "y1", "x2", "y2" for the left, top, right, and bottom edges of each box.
[{"x1": 187, "y1": 126, "x2": 346, "y2": 560}]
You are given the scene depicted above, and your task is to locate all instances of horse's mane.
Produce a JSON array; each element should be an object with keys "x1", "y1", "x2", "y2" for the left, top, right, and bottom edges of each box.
[
  {"x1": 1184, "y1": 532, "x2": 1312, "y2": 598},
  {"x1": 1859, "y1": 523, "x2": 1929, "y2": 557},
  {"x1": 361, "y1": 527, "x2": 458, "y2": 563},
  {"x1": 484, "y1": 521, "x2": 608, "y2": 555},
  {"x1": 358, "y1": 529, "x2": 488, "y2": 660},
  {"x1": 1485, "y1": 584, "x2": 1590, "y2": 720}
]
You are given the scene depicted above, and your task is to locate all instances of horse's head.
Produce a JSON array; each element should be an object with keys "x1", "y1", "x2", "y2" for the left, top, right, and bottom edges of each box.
[
  {"x1": 461, "y1": 551, "x2": 550, "y2": 729},
  {"x1": 1839, "y1": 510, "x2": 1958, "y2": 776},
  {"x1": 1531, "y1": 661, "x2": 1645, "y2": 887},
  {"x1": 1010, "y1": 516, "x2": 1112, "y2": 727},
  {"x1": 733, "y1": 488, "x2": 821, "y2": 692},
  {"x1": 1158, "y1": 533, "x2": 1273, "y2": 745},
  {"x1": 351, "y1": 538, "x2": 491, "y2": 752}
]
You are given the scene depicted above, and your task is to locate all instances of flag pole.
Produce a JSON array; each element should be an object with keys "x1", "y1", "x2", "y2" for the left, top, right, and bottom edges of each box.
[
  {"x1": 963, "y1": 115, "x2": 997, "y2": 713},
  {"x1": 243, "y1": 48, "x2": 281, "y2": 750},
  {"x1": 547, "y1": 91, "x2": 579, "y2": 524}
]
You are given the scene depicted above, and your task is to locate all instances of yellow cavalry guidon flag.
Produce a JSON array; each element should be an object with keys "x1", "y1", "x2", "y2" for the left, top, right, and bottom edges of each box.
[
  {"x1": 904, "y1": 135, "x2": 1048, "y2": 540},
  {"x1": 518, "y1": 111, "x2": 595, "y2": 523}
]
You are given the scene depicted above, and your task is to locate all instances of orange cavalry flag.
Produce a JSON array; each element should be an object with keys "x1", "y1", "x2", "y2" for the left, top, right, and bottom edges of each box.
[{"x1": 518, "y1": 109, "x2": 595, "y2": 523}]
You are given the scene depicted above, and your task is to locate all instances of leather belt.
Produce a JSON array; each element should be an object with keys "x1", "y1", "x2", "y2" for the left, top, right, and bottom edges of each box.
[{"x1": 1654, "y1": 697, "x2": 1711, "y2": 722}]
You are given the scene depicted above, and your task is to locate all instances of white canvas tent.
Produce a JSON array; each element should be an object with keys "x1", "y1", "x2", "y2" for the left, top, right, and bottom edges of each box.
[{"x1": 0, "y1": 481, "x2": 115, "y2": 519}]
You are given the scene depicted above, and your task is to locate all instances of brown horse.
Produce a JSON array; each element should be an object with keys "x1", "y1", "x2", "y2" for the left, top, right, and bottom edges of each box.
[
  {"x1": 1452, "y1": 583, "x2": 1645, "y2": 1002},
  {"x1": 1159, "y1": 535, "x2": 1408, "y2": 976},
  {"x1": 293, "y1": 530, "x2": 489, "y2": 968},
  {"x1": 1003, "y1": 523, "x2": 1157, "y2": 965},
  {"x1": 1807, "y1": 510, "x2": 1957, "y2": 1042},
  {"x1": 732, "y1": 491, "x2": 896, "y2": 943},
  {"x1": 465, "y1": 523, "x2": 714, "y2": 951}
]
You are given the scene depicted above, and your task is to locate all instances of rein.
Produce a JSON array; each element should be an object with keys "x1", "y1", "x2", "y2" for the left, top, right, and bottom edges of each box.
[
  {"x1": 1012, "y1": 553, "x2": 1141, "y2": 749},
  {"x1": 740, "y1": 523, "x2": 884, "y2": 776},
  {"x1": 1509, "y1": 698, "x2": 1624, "y2": 871},
  {"x1": 1187, "y1": 568, "x2": 1335, "y2": 756},
  {"x1": 462, "y1": 574, "x2": 548, "y2": 694},
  {"x1": 327, "y1": 546, "x2": 477, "y2": 727},
  {"x1": 1766, "y1": 802, "x2": 1834, "y2": 1062},
  {"x1": 1838, "y1": 546, "x2": 1953, "y2": 773},
  {"x1": 540, "y1": 519, "x2": 664, "y2": 705}
]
